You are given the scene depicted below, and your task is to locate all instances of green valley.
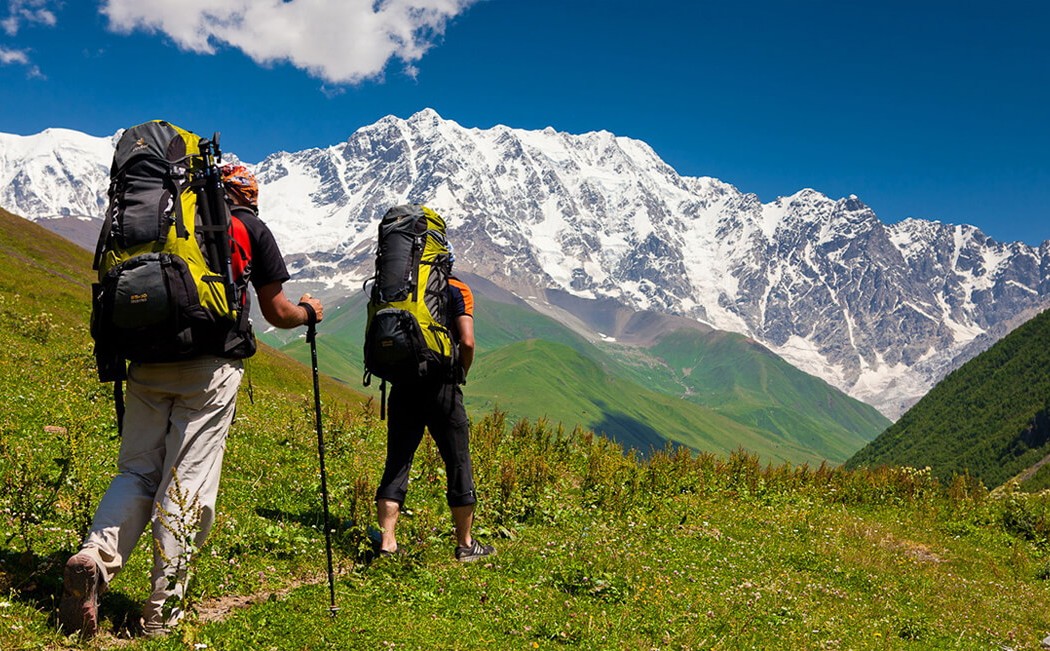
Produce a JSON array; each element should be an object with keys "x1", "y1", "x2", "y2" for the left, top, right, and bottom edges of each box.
[{"x1": 263, "y1": 273, "x2": 889, "y2": 465}]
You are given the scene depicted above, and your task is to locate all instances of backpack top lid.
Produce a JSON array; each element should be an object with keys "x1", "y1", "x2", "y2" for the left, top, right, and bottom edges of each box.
[
  {"x1": 113, "y1": 120, "x2": 201, "y2": 171},
  {"x1": 381, "y1": 203, "x2": 446, "y2": 233},
  {"x1": 101, "y1": 120, "x2": 206, "y2": 256},
  {"x1": 373, "y1": 204, "x2": 450, "y2": 304}
]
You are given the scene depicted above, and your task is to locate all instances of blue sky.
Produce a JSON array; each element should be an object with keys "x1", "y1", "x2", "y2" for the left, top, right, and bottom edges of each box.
[{"x1": 1, "y1": 0, "x2": 1047, "y2": 245}]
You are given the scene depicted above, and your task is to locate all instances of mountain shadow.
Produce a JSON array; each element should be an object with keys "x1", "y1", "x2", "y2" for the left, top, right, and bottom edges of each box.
[{"x1": 588, "y1": 401, "x2": 668, "y2": 455}]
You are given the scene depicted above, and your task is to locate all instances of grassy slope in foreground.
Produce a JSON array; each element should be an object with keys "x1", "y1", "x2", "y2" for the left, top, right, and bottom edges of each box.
[
  {"x1": 6, "y1": 208, "x2": 1050, "y2": 650},
  {"x1": 847, "y1": 307, "x2": 1050, "y2": 489}
]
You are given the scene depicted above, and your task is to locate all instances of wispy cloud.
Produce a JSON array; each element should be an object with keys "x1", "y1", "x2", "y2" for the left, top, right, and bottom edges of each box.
[
  {"x1": 1, "y1": 1, "x2": 56, "y2": 78},
  {"x1": 2, "y1": 0, "x2": 57, "y2": 36},
  {"x1": 0, "y1": 45, "x2": 43, "y2": 77},
  {"x1": 100, "y1": 0, "x2": 478, "y2": 85}
]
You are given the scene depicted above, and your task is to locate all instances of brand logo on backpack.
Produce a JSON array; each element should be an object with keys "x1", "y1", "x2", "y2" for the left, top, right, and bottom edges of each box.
[
  {"x1": 363, "y1": 204, "x2": 457, "y2": 385},
  {"x1": 90, "y1": 120, "x2": 255, "y2": 381}
]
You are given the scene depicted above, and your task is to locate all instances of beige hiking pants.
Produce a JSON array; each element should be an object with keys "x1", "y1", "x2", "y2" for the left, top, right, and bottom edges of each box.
[{"x1": 79, "y1": 356, "x2": 243, "y2": 632}]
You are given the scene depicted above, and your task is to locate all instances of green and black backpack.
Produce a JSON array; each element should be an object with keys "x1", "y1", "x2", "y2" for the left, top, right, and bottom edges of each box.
[
  {"x1": 363, "y1": 204, "x2": 457, "y2": 395},
  {"x1": 90, "y1": 120, "x2": 254, "y2": 386}
]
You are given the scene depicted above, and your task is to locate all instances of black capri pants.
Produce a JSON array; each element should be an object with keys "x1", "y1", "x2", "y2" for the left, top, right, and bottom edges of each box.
[{"x1": 375, "y1": 379, "x2": 477, "y2": 508}]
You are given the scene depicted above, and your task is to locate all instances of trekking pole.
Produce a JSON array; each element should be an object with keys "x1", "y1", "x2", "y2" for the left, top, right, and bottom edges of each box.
[{"x1": 303, "y1": 304, "x2": 338, "y2": 616}]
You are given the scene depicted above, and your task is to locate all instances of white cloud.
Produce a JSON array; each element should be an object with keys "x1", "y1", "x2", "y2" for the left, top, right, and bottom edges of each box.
[
  {"x1": 0, "y1": 45, "x2": 28, "y2": 64},
  {"x1": 100, "y1": 0, "x2": 478, "y2": 85},
  {"x1": 3, "y1": 0, "x2": 57, "y2": 36}
]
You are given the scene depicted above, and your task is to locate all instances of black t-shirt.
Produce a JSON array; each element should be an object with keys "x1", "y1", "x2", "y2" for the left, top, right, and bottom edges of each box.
[
  {"x1": 213, "y1": 206, "x2": 289, "y2": 359},
  {"x1": 232, "y1": 206, "x2": 290, "y2": 288}
]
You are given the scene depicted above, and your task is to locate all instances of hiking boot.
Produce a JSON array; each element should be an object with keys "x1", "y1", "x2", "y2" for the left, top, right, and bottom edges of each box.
[
  {"x1": 59, "y1": 553, "x2": 101, "y2": 638},
  {"x1": 379, "y1": 546, "x2": 406, "y2": 558},
  {"x1": 455, "y1": 539, "x2": 495, "y2": 563},
  {"x1": 141, "y1": 621, "x2": 174, "y2": 638}
]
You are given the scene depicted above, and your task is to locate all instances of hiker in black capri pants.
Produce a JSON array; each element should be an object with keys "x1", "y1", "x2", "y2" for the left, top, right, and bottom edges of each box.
[{"x1": 374, "y1": 274, "x2": 495, "y2": 562}]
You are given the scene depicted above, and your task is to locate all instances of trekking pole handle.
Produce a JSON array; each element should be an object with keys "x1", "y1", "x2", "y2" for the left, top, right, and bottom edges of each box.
[{"x1": 300, "y1": 301, "x2": 318, "y2": 341}]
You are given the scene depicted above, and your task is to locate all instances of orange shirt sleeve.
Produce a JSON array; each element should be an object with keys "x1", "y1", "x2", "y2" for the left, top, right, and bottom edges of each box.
[{"x1": 449, "y1": 277, "x2": 474, "y2": 318}]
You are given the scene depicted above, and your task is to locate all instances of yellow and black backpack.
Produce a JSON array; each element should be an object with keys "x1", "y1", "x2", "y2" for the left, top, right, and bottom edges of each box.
[
  {"x1": 90, "y1": 120, "x2": 253, "y2": 385},
  {"x1": 363, "y1": 204, "x2": 457, "y2": 395}
]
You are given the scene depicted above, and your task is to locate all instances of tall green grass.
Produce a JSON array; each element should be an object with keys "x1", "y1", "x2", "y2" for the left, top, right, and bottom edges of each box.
[{"x1": 7, "y1": 401, "x2": 1050, "y2": 650}]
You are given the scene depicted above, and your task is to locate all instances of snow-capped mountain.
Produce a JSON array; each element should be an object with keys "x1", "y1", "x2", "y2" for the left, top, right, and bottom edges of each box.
[
  {"x1": 0, "y1": 128, "x2": 115, "y2": 221},
  {"x1": 2, "y1": 110, "x2": 1047, "y2": 418}
]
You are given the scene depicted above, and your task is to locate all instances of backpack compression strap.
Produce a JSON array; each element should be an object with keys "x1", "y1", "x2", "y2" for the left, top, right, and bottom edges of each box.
[
  {"x1": 92, "y1": 173, "x2": 120, "y2": 271},
  {"x1": 113, "y1": 381, "x2": 125, "y2": 437},
  {"x1": 360, "y1": 372, "x2": 387, "y2": 420}
]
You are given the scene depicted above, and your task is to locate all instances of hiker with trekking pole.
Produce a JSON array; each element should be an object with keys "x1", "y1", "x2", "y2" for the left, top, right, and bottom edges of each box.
[{"x1": 61, "y1": 121, "x2": 323, "y2": 639}]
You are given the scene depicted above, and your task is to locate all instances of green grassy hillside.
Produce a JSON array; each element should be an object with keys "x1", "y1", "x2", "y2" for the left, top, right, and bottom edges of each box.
[
  {"x1": 469, "y1": 339, "x2": 827, "y2": 463},
  {"x1": 266, "y1": 277, "x2": 888, "y2": 464},
  {"x1": 620, "y1": 328, "x2": 889, "y2": 461},
  {"x1": 7, "y1": 207, "x2": 1050, "y2": 650},
  {"x1": 847, "y1": 307, "x2": 1050, "y2": 489}
]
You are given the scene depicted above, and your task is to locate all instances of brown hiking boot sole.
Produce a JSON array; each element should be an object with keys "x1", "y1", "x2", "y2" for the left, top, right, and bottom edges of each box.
[{"x1": 59, "y1": 553, "x2": 100, "y2": 638}]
